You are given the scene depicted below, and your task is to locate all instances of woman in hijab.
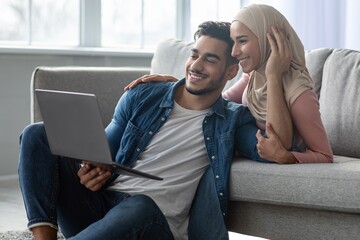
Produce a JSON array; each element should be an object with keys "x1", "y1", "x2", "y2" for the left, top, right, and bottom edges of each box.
[
  {"x1": 126, "y1": 4, "x2": 333, "y2": 164},
  {"x1": 225, "y1": 4, "x2": 332, "y2": 164}
]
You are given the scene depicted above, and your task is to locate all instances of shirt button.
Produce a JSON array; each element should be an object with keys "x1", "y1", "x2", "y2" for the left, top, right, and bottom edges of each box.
[
  {"x1": 212, "y1": 156, "x2": 216, "y2": 160},
  {"x1": 161, "y1": 117, "x2": 165, "y2": 121},
  {"x1": 136, "y1": 148, "x2": 140, "y2": 152},
  {"x1": 223, "y1": 212, "x2": 226, "y2": 216},
  {"x1": 148, "y1": 131, "x2": 153, "y2": 135},
  {"x1": 215, "y1": 175, "x2": 220, "y2": 179},
  {"x1": 219, "y1": 192, "x2": 224, "y2": 196},
  {"x1": 206, "y1": 137, "x2": 210, "y2": 141},
  {"x1": 204, "y1": 120, "x2": 207, "y2": 124}
]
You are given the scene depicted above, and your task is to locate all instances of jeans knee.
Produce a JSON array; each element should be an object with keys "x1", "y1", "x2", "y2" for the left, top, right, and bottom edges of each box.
[
  {"x1": 20, "y1": 122, "x2": 46, "y2": 145},
  {"x1": 131, "y1": 195, "x2": 159, "y2": 213}
]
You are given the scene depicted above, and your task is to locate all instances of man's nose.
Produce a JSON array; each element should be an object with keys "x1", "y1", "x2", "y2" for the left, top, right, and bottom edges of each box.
[{"x1": 190, "y1": 58, "x2": 204, "y2": 71}]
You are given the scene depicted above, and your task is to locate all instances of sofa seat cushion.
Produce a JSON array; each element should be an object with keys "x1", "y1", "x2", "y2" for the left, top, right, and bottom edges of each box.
[{"x1": 229, "y1": 156, "x2": 360, "y2": 213}]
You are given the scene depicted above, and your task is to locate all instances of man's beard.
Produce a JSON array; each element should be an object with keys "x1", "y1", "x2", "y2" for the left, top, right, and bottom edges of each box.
[
  {"x1": 185, "y1": 85, "x2": 218, "y2": 95},
  {"x1": 185, "y1": 76, "x2": 225, "y2": 96}
]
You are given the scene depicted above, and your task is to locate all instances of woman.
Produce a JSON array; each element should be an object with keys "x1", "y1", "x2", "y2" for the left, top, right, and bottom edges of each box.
[{"x1": 125, "y1": 4, "x2": 333, "y2": 164}]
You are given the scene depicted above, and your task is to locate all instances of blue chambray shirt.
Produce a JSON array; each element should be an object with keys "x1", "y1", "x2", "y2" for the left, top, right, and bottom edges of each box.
[{"x1": 105, "y1": 78, "x2": 259, "y2": 239}]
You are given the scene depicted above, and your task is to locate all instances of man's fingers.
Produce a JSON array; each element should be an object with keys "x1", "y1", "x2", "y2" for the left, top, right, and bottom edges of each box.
[{"x1": 83, "y1": 169, "x2": 111, "y2": 191}]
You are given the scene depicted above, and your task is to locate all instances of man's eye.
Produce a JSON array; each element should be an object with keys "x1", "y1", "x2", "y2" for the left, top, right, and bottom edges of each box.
[{"x1": 207, "y1": 58, "x2": 217, "y2": 63}]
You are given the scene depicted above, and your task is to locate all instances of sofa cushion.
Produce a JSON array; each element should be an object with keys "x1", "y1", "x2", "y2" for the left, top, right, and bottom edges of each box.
[
  {"x1": 319, "y1": 49, "x2": 360, "y2": 158},
  {"x1": 31, "y1": 66, "x2": 150, "y2": 125},
  {"x1": 150, "y1": 39, "x2": 192, "y2": 79},
  {"x1": 305, "y1": 48, "x2": 333, "y2": 97},
  {"x1": 229, "y1": 156, "x2": 360, "y2": 213}
]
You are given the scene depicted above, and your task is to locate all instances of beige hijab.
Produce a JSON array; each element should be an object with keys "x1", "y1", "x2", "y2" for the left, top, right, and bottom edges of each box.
[{"x1": 233, "y1": 4, "x2": 313, "y2": 124}]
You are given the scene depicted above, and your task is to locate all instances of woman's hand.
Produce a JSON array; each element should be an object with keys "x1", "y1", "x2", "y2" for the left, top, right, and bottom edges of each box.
[
  {"x1": 124, "y1": 74, "x2": 178, "y2": 91},
  {"x1": 256, "y1": 124, "x2": 297, "y2": 164},
  {"x1": 77, "y1": 163, "x2": 112, "y2": 191},
  {"x1": 265, "y1": 25, "x2": 292, "y2": 79}
]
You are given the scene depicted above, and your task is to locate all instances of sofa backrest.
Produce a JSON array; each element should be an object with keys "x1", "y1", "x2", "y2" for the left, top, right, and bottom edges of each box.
[
  {"x1": 31, "y1": 66, "x2": 150, "y2": 125},
  {"x1": 318, "y1": 49, "x2": 360, "y2": 158}
]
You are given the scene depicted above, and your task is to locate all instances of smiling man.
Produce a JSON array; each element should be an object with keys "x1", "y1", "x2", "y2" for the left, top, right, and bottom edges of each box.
[{"x1": 18, "y1": 21, "x2": 259, "y2": 240}]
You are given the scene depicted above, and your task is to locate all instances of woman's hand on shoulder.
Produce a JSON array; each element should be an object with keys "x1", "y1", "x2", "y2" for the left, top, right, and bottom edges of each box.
[
  {"x1": 124, "y1": 74, "x2": 178, "y2": 91},
  {"x1": 265, "y1": 25, "x2": 292, "y2": 79}
]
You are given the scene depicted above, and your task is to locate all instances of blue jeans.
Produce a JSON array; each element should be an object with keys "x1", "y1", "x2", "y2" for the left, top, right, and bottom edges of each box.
[{"x1": 18, "y1": 123, "x2": 174, "y2": 240}]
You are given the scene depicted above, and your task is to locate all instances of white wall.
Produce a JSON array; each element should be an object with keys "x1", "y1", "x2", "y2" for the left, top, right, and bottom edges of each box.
[{"x1": 0, "y1": 51, "x2": 152, "y2": 176}]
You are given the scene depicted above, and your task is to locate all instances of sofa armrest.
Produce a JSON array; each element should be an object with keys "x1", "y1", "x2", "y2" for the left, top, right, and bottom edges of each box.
[{"x1": 31, "y1": 66, "x2": 150, "y2": 125}]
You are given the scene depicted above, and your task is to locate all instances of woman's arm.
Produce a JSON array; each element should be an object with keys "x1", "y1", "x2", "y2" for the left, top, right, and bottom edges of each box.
[
  {"x1": 255, "y1": 90, "x2": 333, "y2": 163},
  {"x1": 290, "y1": 90, "x2": 333, "y2": 163},
  {"x1": 265, "y1": 26, "x2": 293, "y2": 150},
  {"x1": 124, "y1": 74, "x2": 178, "y2": 91},
  {"x1": 222, "y1": 73, "x2": 250, "y2": 104}
]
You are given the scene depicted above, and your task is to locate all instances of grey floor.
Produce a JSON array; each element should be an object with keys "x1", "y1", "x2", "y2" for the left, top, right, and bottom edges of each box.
[{"x1": 0, "y1": 175, "x2": 28, "y2": 232}]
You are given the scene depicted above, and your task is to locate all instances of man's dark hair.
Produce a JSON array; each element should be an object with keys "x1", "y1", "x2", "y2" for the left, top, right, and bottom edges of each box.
[{"x1": 193, "y1": 21, "x2": 239, "y2": 64}]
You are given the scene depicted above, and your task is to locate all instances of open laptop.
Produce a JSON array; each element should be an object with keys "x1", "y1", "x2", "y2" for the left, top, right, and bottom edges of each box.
[{"x1": 35, "y1": 89, "x2": 163, "y2": 181}]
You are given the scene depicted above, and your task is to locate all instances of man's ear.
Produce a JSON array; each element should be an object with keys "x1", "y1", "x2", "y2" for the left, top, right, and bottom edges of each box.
[{"x1": 226, "y1": 63, "x2": 239, "y2": 80}]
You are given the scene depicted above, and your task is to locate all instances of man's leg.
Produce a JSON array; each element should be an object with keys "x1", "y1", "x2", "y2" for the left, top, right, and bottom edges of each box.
[
  {"x1": 68, "y1": 193, "x2": 174, "y2": 240},
  {"x1": 19, "y1": 123, "x2": 174, "y2": 240},
  {"x1": 18, "y1": 123, "x2": 105, "y2": 239},
  {"x1": 18, "y1": 123, "x2": 61, "y2": 239}
]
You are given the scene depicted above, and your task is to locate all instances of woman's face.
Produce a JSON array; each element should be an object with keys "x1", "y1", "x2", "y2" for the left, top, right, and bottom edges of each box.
[{"x1": 230, "y1": 21, "x2": 261, "y2": 73}]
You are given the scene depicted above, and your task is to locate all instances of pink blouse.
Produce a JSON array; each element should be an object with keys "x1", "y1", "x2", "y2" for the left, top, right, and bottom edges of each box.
[{"x1": 223, "y1": 74, "x2": 333, "y2": 163}]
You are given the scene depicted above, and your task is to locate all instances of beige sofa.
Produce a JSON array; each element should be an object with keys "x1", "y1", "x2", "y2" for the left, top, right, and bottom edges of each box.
[{"x1": 31, "y1": 39, "x2": 360, "y2": 240}]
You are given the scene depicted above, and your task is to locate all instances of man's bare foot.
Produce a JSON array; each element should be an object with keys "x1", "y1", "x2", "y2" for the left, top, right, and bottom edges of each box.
[{"x1": 32, "y1": 226, "x2": 57, "y2": 240}]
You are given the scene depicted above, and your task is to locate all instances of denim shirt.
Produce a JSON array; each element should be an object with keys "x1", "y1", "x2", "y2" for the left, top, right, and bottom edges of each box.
[{"x1": 105, "y1": 78, "x2": 259, "y2": 239}]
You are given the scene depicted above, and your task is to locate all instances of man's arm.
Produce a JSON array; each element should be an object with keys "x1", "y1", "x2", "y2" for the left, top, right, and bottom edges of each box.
[
  {"x1": 105, "y1": 90, "x2": 135, "y2": 160},
  {"x1": 234, "y1": 107, "x2": 263, "y2": 161},
  {"x1": 78, "y1": 90, "x2": 136, "y2": 191}
]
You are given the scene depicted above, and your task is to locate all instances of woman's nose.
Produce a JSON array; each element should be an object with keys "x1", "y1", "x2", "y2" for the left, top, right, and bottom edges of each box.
[{"x1": 231, "y1": 44, "x2": 240, "y2": 57}]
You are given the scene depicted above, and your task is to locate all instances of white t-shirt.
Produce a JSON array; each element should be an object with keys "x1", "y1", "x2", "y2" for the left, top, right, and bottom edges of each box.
[{"x1": 108, "y1": 102, "x2": 210, "y2": 239}]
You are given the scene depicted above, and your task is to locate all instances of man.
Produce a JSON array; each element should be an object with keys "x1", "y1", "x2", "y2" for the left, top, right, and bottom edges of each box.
[{"x1": 18, "y1": 21, "x2": 258, "y2": 240}]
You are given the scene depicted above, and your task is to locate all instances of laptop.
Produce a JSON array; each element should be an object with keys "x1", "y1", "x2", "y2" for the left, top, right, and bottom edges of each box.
[{"x1": 35, "y1": 89, "x2": 163, "y2": 181}]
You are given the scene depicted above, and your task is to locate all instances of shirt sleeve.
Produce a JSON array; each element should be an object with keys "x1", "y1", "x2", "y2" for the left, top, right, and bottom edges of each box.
[
  {"x1": 222, "y1": 73, "x2": 250, "y2": 104},
  {"x1": 290, "y1": 90, "x2": 334, "y2": 163},
  {"x1": 234, "y1": 107, "x2": 263, "y2": 161},
  {"x1": 105, "y1": 90, "x2": 134, "y2": 160}
]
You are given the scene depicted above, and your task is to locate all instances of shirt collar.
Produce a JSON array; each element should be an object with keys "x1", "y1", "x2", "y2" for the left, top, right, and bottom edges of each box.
[{"x1": 160, "y1": 78, "x2": 226, "y2": 119}]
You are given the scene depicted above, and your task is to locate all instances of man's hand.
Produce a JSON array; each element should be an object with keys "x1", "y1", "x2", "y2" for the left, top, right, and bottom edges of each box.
[
  {"x1": 256, "y1": 123, "x2": 297, "y2": 164},
  {"x1": 124, "y1": 74, "x2": 178, "y2": 91},
  {"x1": 77, "y1": 163, "x2": 112, "y2": 191},
  {"x1": 265, "y1": 25, "x2": 292, "y2": 79}
]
